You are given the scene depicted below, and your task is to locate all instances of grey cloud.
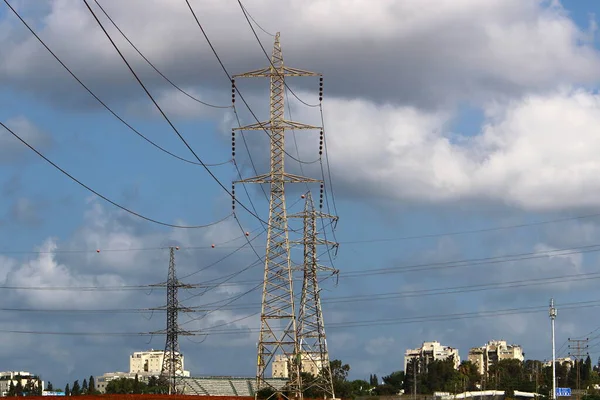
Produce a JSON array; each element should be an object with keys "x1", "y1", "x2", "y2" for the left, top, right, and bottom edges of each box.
[{"x1": 0, "y1": 0, "x2": 598, "y2": 111}]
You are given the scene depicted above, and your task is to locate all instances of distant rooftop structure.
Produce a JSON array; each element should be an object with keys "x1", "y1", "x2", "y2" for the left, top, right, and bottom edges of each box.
[
  {"x1": 404, "y1": 341, "x2": 461, "y2": 372},
  {"x1": 468, "y1": 340, "x2": 524, "y2": 376}
]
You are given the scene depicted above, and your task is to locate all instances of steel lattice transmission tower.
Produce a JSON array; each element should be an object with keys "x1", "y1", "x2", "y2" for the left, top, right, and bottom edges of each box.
[
  {"x1": 232, "y1": 32, "x2": 322, "y2": 400},
  {"x1": 151, "y1": 246, "x2": 194, "y2": 395},
  {"x1": 290, "y1": 192, "x2": 338, "y2": 399}
]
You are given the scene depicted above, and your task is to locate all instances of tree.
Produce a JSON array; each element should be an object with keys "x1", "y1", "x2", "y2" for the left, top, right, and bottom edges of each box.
[
  {"x1": 47, "y1": 382, "x2": 54, "y2": 392},
  {"x1": 71, "y1": 380, "x2": 81, "y2": 396},
  {"x1": 457, "y1": 361, "x2": 481, "y2": 392},
  {"x1": 88, "y1": 376, "x2": 95, "y2": 395},
  {"x1": 370, "y1": 374, "x2": 379, "y2": 386},
  {"x1": 373, "y1": 384, "x2": 399, "y2": 395},
  {"x1": 82, "y1": 379, "x2": 88, "y2": 395},
  {"x1": 8, "y1": 381, "x2": 15, "y2": 397},
  {"x1": 330, "y1": 360, "x2": 352, "y2": 399},
  {"x1": 403, "y1": 357, "x2": 421, "y2": 394},
  {"x1": 382, "y1": 371, "x2": 404, "y2": 392},
  {"x1": 133, "y1": 374, "x2": 142, "y2": 394},
  {"x1": 65, "y1": 383, "x2": 70, "y2": 397},
  {"x1": 35, "y1": 379, "x2": 43, "y2": 396},
  {"x1": 16, "y1": 381, "x2": 24, "y2": 397},
  {"x1": 349, "y1": 380, "x2": 371, "y2": 396}
]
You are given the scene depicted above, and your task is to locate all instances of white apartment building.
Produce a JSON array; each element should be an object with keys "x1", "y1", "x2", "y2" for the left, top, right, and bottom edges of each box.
[
  {"x1": 468, "y1": 340, "x2": 524, "y2": 376},
  {"x1": 272, "y1": 354, "x2": 326, "y2": 378},
  {"x1": 0, "y1": 371, "x2": 44, "y2": 396},
  {"x1": 404, "y1": 341, "x2": 461, "y2": 372},
  {"x1": 543, "y1": 357, "x2": 573, "y2": 369},
  {"x1": 96, "y1": 349, "x2": 190, "y2": 394}
]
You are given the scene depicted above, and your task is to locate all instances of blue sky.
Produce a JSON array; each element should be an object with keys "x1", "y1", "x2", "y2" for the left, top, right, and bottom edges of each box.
[{"x1": 3, "y1": 0, "x2": 600, "y2": 389}]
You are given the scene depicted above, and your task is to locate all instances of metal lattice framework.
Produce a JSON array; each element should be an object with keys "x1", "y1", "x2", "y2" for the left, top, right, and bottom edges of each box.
[
  {"x1": 151, "y1": 247, "x2": 193, "y2": 395},
  {"x1": 233, "y1": 32, "x2": 321, "y2": 400},
  {"x1": 290, "y1": 192, "x2": 338, "y2": 399}
]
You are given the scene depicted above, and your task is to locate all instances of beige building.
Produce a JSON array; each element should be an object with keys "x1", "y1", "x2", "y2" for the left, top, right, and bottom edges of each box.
[
  {"x1": 0, "y1": 371, "x2": 43, "y2": 396},
  {"x1": 271, "y1": 354, "x2": 326, "y2": 378},
  {"x1": 468, "y1": 340, "x2": 524, "y2": 376},
  {"x1": 96, "y1": 349, "x2": 190, "y2": 394},
  {"x1": 543, "y1": 357, "x2": 573, "y2": 369},
  {"x1": 404, "y1": 341, "x2": 461, "y2": 372}
]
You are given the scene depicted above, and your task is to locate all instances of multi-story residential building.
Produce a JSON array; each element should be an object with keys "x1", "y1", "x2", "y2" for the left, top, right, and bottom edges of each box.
[
  {"x1": 0, "y1": 371, "x2": 44, "y2": 396},
  {"x1": 468, "y1": 340, "x2": 524, "y2": 376},
  {"x1": 271, "y1": 354, "x2": 326, "y2": 378},
  {"x1": 96, "y1": 349, "x2": 190, "y2": 394},
  {"x1": 129, "y1": 349, "x2": 187, "y2": 375},
  {"x1": 404, "y1": 341, "x2": 461, "y2": 372},
  {"x1": 543, "y1": 357, "x2": 573, "y2": 369}
]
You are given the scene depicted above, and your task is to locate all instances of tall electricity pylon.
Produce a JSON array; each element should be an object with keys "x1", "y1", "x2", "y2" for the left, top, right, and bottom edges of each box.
[
  {"x1": 568, "y1": 337, "x2": 589, "y2": 400},
  {"x1": 290, "y1": 192, "x2": 338, "y2": 399},
  {"x1": 232, "y1": 32, "x2": 321, "y2": 400},
  {"x1": 151, "y1": 246, "x2": 194, "y2": 395}
]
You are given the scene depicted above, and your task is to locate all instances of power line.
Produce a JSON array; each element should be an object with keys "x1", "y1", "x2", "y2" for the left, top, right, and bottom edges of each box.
[
  {"x1": 6, "y1": 299, "x2": 600, "y2": 337},
  {"x1": 82, "y1": 0, "x2": 269, "y2": 227},
  {"x1": 183, "y1": 0, "x2": 321, "y2": 166},
  {"x1": 1, "y1": 0, "x2": 229, "y2": 168},
  {"x1": 319, "y1": 103, "x2": 339, "y2": 218},
  {"x1": 2, "y1": 240, "x2": 597, "y2": 292},
  {"x1": 340, "y1": 212, "x2": 600, "y2": 244},
  {"x1": 93, "y1": 0, "x2": 229, "y2": 109},
  {"x1": 237, "y1": 1, "x2": 275, "y2": 37},
  {"x1": 0, "y1": 121, "x2": 231, "y2": 229},
  {"x1": 237, "y1": 0, "x2": 319, "y2": 108}
]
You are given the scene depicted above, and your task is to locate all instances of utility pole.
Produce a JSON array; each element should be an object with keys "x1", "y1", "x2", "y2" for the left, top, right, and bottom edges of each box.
[
  {"x1": 290, "y1": 192, "x2": 338, "y2": 399},
  {"x1": 550, "y1": 299, "x2": 557, "y2": 400},
  {"x1": 151, "y1": 246, "x2": 194, "y2": 395},
  {"x1": 568, "y1": 337, "x2": 589, "y2": 400},
  {"x1": 232, "y1": 32, "x2": 322, "y2": 400}
]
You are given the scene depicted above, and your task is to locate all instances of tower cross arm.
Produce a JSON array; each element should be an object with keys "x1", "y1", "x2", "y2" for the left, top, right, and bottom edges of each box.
[
  {"x1": 233, "y1": 120, "x2": 321, "y2": 131},
  {"x1": 233, "y1": 66, "x2": 321, "y2": 79},
  {"x1": 150, "y1": 328, "x2": 195, "y2": 336},
  {"x1": 236, "y1": 173, "x2": 321, "y2": 185}
]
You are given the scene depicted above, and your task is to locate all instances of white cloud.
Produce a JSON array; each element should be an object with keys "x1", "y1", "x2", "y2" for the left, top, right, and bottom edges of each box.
[
  {"x1": 283, "y1": 88, "x2": 600, "y2": 211},
  {"x1": 0, "y1": 0, "x2": 598, "y2": 108}
]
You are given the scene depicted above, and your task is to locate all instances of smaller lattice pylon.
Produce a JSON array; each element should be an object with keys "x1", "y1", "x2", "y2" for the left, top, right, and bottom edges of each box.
[
  {"x1": 289, "y1": 192, "x2": 339, "y2": 399},
  {"x1": 150, "y1": 246, "x2": 197, "y2": 395}
]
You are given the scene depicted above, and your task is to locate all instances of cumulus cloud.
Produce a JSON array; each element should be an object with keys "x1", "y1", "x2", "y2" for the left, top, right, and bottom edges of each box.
[
  {"x1": 0, "y1": 0, "x2": 598, "y2": 109},
  {"x1": 276, "y1": 88, "x2": 600, "y2": 211}
]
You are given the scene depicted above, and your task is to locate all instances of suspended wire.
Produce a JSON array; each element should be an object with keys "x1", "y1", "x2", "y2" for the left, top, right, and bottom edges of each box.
[
  {"x1": 1, "y1": 0, "x2": 229, "y2": 168},
  {"x1": 319, "y1": 103, "x2": 339, "y2": 218},
  {"x1": 178, "y1": 229, "x2": 266, "y2": 281},
  {"x1": 7, "y1": 238, "x2": 599, "y2": 293},
  {"x1": 340, "y1": 212, "x2": 600, "y2": 244},
  {"x1": 6, "y1": 299, "x2": 600, "y2": 337},
  {"x1": 93, "y1": 0, "x2": 229, "y2": 109},
  {"x1": 237, "y1": 1, "x2": 275, "y2": 37},
  {"x1": 236, "y1": 0, "x2": 320, "y2": 108},
  {"x1": 183, "y1": 0, "x2": 321, "y2": 166},
  {"x1": 176, "y1": 241, "x2": 600, "y2": 288},
  {"x1": 181, "y1": 281, "x2": 264, "y2": 327},
  {"x1": 176, "y1": 270, "x2": 600, "y2": 312},
  {"x1": 7, "y1": 269, "x2": 600, "y2": 315},
  {"x1": 83, "y1": 0, "x2": 269, "y2": 227},
  {"x1": 284, "y1": 86, "x2": 338, "y2": 273},
  {"x1": 0, "y1": 122, "x2": 231, "y2": 229}
]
